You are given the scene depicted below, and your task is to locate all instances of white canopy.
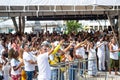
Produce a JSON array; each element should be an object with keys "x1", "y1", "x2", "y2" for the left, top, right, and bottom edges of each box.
[
  {"x1": 0, "y1": 0, "x2": 120, "y2": 6},
  {"x1": 0, "y1": 0, "x2": 119, "y2": 17}
]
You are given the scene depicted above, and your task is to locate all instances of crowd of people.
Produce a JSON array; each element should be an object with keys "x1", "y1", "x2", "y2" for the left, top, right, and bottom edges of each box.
[{"x1": 0, "y1": 29, "x2": 119, "y2": 80}]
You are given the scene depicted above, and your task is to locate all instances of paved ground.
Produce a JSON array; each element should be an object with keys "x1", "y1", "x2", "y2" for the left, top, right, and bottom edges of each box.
[
  {"x1": 79, "y1": 71, "x2": 120, "y2": 80},
  {"x1": 9, "y1": 71, "x2": 120, "y2": 80}
]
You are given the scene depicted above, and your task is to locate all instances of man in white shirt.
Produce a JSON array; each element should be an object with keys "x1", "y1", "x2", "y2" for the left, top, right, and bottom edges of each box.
[
  {"x1": 37, "y1": 40, "x2": 63, "y2": 80},
  {"x1": 23, "y1": 44, "x2": 36, "y2": 80}
]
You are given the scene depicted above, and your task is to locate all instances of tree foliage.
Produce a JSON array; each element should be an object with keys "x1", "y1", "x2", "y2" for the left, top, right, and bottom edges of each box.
[{"x1": 66, "y1": 20, "x2": 82, "y2": 34}]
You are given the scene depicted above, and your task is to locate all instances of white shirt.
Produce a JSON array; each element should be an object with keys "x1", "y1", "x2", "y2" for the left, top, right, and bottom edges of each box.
[
  {"x1": 110, "y1": 44, "x2": 119, "y2": 60},
  {"x1": 76, "y1": 47, "x2": 87, "y2": 58},
  {"x1": 96, "y1": 41, "x2": 105, "y2": 57},
  {"x1": 1, "y1": 58, "x2": 10, "y2": 75},
  {"x1": 10, "y1": 58, "x2": 21, "y2": 75},
  {"x1": 0, "y1": 57, "x2": 4, "y2": 75},
  {"x1": 37, "y1": 52, "x2": 51, "y2": 79},
  {"x1": 2, "y1": 62, "x2": 10, "y2": 75},
  {"x1": 0, "y1": 44, "x2": 5, "y2": 56},
  {"x1": 88, "y1": 48, "x2": 96, "y2": 59},
  {"x1": 8, "y1": 42, "x2": 12, "y2": 50},
  {"x1": 23, "y1": 51, "x2": 35, "y2": 71}
]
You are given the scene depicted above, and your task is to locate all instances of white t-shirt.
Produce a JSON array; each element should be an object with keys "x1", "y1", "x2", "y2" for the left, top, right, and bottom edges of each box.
[
  {"x1": 2, "y1": 62, "x2": 10, "y2": 75},
  {"x1": 23, "y1": 52, "x2": 35, "y2": 71},
  {"x1": 96, "y1": 41, "x2": 105, "y2": 57},
  {"x1": 0, "y1": 44, "x2": 5, "y2": 56},
  {"x1": 110, "y1": 44, "x2": 119, "y2": 60},
  {"x1": 76, "y1": 47, "x2": 87, "y2": 58},
  {"x1": 37, "y1": 52, "x2": 51, "y2": 80},
  {"x1": 1, "y1": 58, "x2": 10, "y2": 75},
  {"x1": 8, "y1": 42, "x2": 12, "y2": 50},
  {"x1": 88, "y1": 48, "x2": 96, "y2": 59},
  {"x1": 10, "y1": 58, "x2": 21, "y2": 75},
  {"x1": 0, "y1": 57, "x2": 4, "y2": 75}
]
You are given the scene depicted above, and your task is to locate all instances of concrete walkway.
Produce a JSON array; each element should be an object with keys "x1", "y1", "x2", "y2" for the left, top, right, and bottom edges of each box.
[{"x1": 79, "y1": 71, "x2": 120, "y2": 80}]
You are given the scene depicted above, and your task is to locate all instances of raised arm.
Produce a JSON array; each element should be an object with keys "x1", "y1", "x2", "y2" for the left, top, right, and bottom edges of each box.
[
  {"x1": 49, "y1": 40, "x2": 64, "y2": 55},
  {"x1": 96, "y1": 42, "x2": 104, "y2": 49},
  {"x1": 48, "y1": 43, "x2": 55, "y2": 55},
  {"x1": 74, "y1": 40, "x2": 88, "y2": 49},
  {"x1": 63, "y1": 43, "x2": 72, "y2": 52}
]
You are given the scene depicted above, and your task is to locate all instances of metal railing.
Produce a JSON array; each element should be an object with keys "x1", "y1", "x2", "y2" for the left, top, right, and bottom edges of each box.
[{"x1": 50, "y1": 59, "x2": 120, "y2": 80}]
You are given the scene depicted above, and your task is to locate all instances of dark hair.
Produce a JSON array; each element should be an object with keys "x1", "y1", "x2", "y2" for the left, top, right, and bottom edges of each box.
[
  {"x1": 8, "y1": 48, "x2": 18, "y2": 59},
  {"x1": 2, "y1": 51, "x2": 8, "y2": 58},
  {"x1": 69, "y1": 47, "x2": 74, "y2": 58}
]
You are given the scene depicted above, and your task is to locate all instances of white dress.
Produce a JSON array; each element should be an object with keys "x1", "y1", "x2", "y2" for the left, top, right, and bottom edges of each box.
[{"x1": 88, "y1": 48, "x2": 97, "y2": 76}]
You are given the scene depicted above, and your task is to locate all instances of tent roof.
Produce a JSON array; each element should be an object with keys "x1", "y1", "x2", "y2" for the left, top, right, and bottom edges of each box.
[
  {"x1": 0, "y1": 0, "x2": 120, "y2": 6},
  {"x1": 0, "y1": 0, "x2": 120, "y2": 20}
]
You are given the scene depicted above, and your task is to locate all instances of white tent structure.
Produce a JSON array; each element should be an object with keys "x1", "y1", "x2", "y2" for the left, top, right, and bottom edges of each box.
[
  {"x1": 0, "y1": 0, "x2": 120, "y2": 35},
  {"x1": 0, "y1": 19, "x2": 14, "y2": 33},
  {"x1": 0, "y1": 19, "x2": 63, "y2": 33},
  {"x1": 0, "y1": 0, "x2": 119, "y2": 17}
]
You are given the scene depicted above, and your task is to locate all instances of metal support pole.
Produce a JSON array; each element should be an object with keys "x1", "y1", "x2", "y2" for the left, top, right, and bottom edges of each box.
[
  {"x1": 107, "y1": 13, "x2": 118, "y2": 43},
  {"x1": 118, "y1": 11, "x2": 120, "y2": 71}
]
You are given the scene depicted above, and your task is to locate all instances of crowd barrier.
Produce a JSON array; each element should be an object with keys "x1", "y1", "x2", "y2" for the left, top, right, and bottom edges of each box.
[{"x1": 50, "y1": 59, "x2": 120, "y2": 80}]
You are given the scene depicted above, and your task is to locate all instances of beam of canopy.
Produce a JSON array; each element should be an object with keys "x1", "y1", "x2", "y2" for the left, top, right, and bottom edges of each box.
[{"x1": 0, "y1": 0, "x2": 120, "y2": 19}]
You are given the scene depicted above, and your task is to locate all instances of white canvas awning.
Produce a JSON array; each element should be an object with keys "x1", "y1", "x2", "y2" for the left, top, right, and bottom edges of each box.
[
  {"x1": 0, "y1": 0, "x2": 120, "y2": 6},
  {"x1": 0, "y1": 0, "x2": 119, "y2": 17}
]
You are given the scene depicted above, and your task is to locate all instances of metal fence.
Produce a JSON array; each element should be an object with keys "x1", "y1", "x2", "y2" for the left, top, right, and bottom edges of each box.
[{"x1": 50, "y1": 59, "x2": 120, "y2": 80}]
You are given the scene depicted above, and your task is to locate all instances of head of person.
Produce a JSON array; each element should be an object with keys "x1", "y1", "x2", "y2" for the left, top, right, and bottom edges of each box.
[
  {"x1": 90, "y1": 42, "x2": 94, "y2": 48},
  {"x1": 24, "y1": 44, "x2": 30, "y2": 52},
  {"x1": 8, "y1": 48, "x2": 19, "y2": 59},
  {"x1": 13, "y1": 51, "x2": 19, "y2": 59},
  {"x1": 1, "y1": 40, "x2": 5, "y2": 47},
  {"x1": 111, "y1": 37, "x2": 116, "y2": 44},
  {"x1": 40, "y1": 45, "x2": 49, "y2": 53},
  {"x1": 40, "y1": 41, "x2": 50, "y2": 53},
  {"x1": 2, "y1": 50, "x2": 8, "y2": 59},
  {"x1": 99, "y1": 36, "x2": 103, "y2": 42}
]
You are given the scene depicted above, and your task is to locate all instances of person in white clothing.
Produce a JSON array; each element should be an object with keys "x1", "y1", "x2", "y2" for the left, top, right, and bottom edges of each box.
[
  {"x1": 1, "y1": 51, "x2": 10, "y2": 80},
  {"x1": 75, "y1": 40, "x2": 88, "y2": 77},
  {"x1": 0, "y1": 41, "x2": 5, "y2": 56},
  {"x1": 9, "y1": 48, "x2": 23, "y2": 80},
  {"x1": 37, "y1": 40, "x2": 63, "y2": 80},
  {"x1": 23, "y1": 44, "x2": 36, "y2": 80},
  {"x1": 109, "y1": 37, "x2": 120, "y2": 75},
  {"x1": 96, "y1": 37, "x2": 106, "y2": 71},
  {"x1": 87, "y1": 41, "x2": 97, "y2": 76}
]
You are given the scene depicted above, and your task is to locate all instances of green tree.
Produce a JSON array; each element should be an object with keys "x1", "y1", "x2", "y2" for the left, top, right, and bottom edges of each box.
[{"x1": 66, "y1": 20, "x2": 82, "y2": 34}]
